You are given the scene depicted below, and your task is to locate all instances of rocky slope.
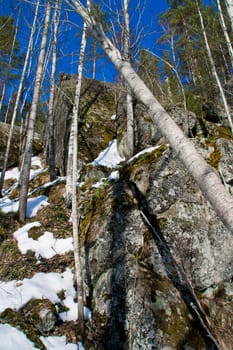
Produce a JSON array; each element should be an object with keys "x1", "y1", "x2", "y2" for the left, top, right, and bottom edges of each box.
[{"x1": 0, "y1": 77, "x2": 233, "y2": 349}]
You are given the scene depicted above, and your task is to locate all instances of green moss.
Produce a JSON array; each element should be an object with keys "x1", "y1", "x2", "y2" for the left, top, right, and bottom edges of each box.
[
  {"x1": 0, "y1": 239, "x2": 37, "y2": 281},
  {"x1": 122, "y1": 144, "x2": 168, "y2": 180},
  {"x1": 0, "y1": 226, "x2": 5, "y2": 241},
  {"x1": 0, "y1": 308, "x2": 46, "y2": 349},
  {"x1": 29, "y1": 227, "x2": 43, "y2": 240},
  {"x1": 204, "y1": 125, "x2": 232, "y2": 170},
  {"x1": 212, "y1": 125, "x2": 233, "y2": 140},
  {"x1": 79, "y1": 184, "x2": 113, "y2": 243},
  {"x1": 185, "y1": 91, "x2": 205, "y2": 118},
  {"x1": 209, "y1": 146, "x2": 221, "y2": 169}
]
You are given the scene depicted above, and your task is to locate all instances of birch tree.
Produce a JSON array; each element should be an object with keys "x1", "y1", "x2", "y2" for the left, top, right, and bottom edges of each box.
[
  {"x1": 225, "y1": 0, "x2": 233, "y2": 30},
  {"x1": 195, "y1": 0, "x2": 233, "y2": 134},
  {"x1": 123, "y1": 0, "x2": 134, "y2": 159},
  {"x1": 216, "y1": 0, "x2": 233, "y2": 67},
  {"x1": 66, "y1": 0, "x2": 233, "y2": 234},
  {"x1": 19, "y1": 0, "x2": 51, "y2": 222},
  {"x1": 67, "y1": 0, "x2": 91, "y2": 335},
  {"x1": 48, "y1": 0, "x2": 61, "y2": 181},
  {"x1": 0, "y1": 0, "x2": 39, "y2": 197}
]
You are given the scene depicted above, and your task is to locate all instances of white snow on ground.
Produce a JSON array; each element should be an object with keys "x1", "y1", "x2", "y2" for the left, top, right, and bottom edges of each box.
[
  {"x1": 92, "y1": 139, "x2": 124, "y2": 168},
  {"x1": 0, "y1": 156, "x2": 43, "y2": 182},
  {"x1": 31, "y1": 156, "x2": 42, "y2": 168},
  {"x1": 92, "y1": 170, "x2": 120, "y2": 189},
  {"x1": 0, "y1": 324, "x2": 84, "y2": 350},
  {"x1": 127, "y1": 144, "x2": 169, "y2": 164},
  {"x1": 0, "y1": 195, "x2": 49, "y2": 217},
  {"x1": 111, "y1": 114, "x2": 117, "y2": 120},
  {"x1": 0, "y1": 154, "x2": 106, "y2": 349},
  {"x1": 0, "y1": 324, "x2": 40, "y2": 350},
  {"x1": 3, "y1": 166, "x2": 20, "y2": 180},
  {"x1": 41, "y1": 336, "x2": 83, "y2": 350},
  {"x1": 13, "y1": 222, "x2": 73, "y2": 259},
  {"x1": 0, "y1": 268, "x2": 91, "y2": 323}
]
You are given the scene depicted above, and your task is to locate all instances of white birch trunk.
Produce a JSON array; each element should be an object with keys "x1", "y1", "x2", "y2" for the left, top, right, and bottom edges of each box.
[
  {"x1": 4, "y1": 87, "x2": 13, "y2": 123},
  {"x1": 92, "y1": 39, "x2": 96, "y2": 79},
  {"x1": 217, "y1": 0, "x2": 233, "y2": 67},
  {"x1": 69, "y1": 0, "x2": 90, "y2": 333},
  {"x1": 0, "y1": 84, "x2": 6, "y2": 115},
  {"x1": 48, "y1": 0, "x2": 61, "y2": 181},
  {"x1": 19, "y1": 0, "x2": 51, "y2": 222},
  {"x1": 195, "y1": 0, "x2": 233, "y2": 134},
  {"x1": 0, "y1": 0, "x2": 39, "y2": 197},
  {"x1": 67, "y1": 0, "x2": 233, "y2": 234},
  {"x1": 123, "y1": 0, "x2": 134, "y2": 159},
  {"x1": 65, "y1": 120, "x2": 74, "y2": 207},
  {"x1": 225, "y1": 0, "x2": 233, "y2": 31}
]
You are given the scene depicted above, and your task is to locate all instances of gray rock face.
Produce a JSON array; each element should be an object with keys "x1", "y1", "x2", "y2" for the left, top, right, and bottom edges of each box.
[
  {"x1": 20, "y1": 298, "x2": 57, "y2": 334},
  {"x1": 79, "y1": 131, "x2": 233, "y2": 349},
  {"x1": 146, "y1": 147, "x2": 233, "y2": 289},
  {"x1": 51, "y1": 75, "x2": 116, "y2": 176}
]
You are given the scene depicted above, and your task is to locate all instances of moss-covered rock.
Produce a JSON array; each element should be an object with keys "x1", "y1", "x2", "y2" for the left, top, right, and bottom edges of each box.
[
  {"x1": 77, "y1": 137, "x2": 233, "y2": 349},
  {"x1": 51, "y1": 76, "x2": 117, "y2": 175},
  {"x1": 20, "y1": 298, "x2": 57, "y2": 334},
  {"x1": 0, "y1": 308, "x2": 46, "y2": 349}
]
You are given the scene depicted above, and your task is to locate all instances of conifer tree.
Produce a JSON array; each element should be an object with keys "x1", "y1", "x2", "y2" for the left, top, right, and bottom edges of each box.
[
  {"x1": 67, "y1": 0, "x2": 233, "y2": 237},
  {"x1": 195, "y1": 0, "x2": 233, "y2": 133},
  {"x1": 0, "y1": 15, "x2": 22, "y2": 115}
]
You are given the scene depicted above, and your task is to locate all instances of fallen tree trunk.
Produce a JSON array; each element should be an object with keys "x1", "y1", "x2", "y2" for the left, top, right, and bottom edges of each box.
[{"x1": 66, "y1": 0, "x2": 233, "y2": 235}]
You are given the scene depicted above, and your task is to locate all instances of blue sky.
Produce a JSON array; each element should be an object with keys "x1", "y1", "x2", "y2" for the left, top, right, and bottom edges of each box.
[
  {"x1": 0, "y1": 0, "x2": 168, "y2": 78},
  {"x1": 0, "y1": 0, "x2": 169, "y2": 105}
]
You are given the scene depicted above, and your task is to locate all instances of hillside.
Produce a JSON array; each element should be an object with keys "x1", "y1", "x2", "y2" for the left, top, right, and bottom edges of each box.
[{"x1": 0, "y1": 78, "x2": 233, "y2": 349}]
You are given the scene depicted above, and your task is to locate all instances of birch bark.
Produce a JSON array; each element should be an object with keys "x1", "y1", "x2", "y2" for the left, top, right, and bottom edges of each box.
[
  {"x1": 123, "y1": 0, "x2": 134, "y2": 159},
  {"x1": 225, "y1": 0, "x2": 233, "y2": 31},
  {"x1": 19, "y1": 0, "x2": 51, "y2": 222},
  {"x1": 0, "y1": 0, "x2": 39, "y2": 197},
  {"x1": 195, "y1": 0, "x2": 233, "y2": 134},
  {"x1": 48, "y1": 0, "x2": 61, "y2": 181},
  {"x1": 66, "y1": 0, "x2": 233, "y2": 234},
  {"x1": 217, "y1": 0, "x2": 233, "y2": 67},
  {"x1": 69, "y1": 0, "x2": 90, "y2": 334}
]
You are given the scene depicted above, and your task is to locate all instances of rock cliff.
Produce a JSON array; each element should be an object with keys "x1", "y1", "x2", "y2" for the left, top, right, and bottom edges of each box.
[
  {"x1": 78, "y1": 138, "x2": 233, "y2": 349},
  {"x1": 48, "y1": 77, "x2": 233, "y2": 349},
  {"x1": 0, "y1": 77, "x2": 233, "y2": 349}
]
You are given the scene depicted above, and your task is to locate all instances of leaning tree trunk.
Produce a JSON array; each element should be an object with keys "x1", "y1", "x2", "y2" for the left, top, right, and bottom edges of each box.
[
  {"x1": 0, "y1": 0, "x2": 39, "y2": 197},
  {"x1": 48, "y1": 0, "x2": 61, "y2": 181},
  {"x1": 66, "y1": 0, "x2": 233, "y2": 235},
  {"x1": 19, "y1": 0, "x2": 51, "y2": 222},
  {"x1": 195, "y1": 0, "x2": 233, "y2": 134},
  {"x1": 123, "y1": 0, "x2": 134, "y2": 159}
]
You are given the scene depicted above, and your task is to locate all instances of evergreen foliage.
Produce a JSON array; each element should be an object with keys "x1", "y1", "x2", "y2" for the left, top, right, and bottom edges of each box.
[
  {"x1": 0, "y1": 16, "x2": 23, "y2": 86},
  {"x1": 157, "y1": 0, "x2": 233, "y2": 114}
]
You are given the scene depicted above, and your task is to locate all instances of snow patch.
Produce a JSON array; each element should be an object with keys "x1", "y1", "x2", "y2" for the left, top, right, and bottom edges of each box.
[
  {"x1": 0, "y1": 324, "x2": 40, "y2": 350},
  {"x1": 0, "y1": 195, "x2": 49, "y2": 217},
  {"x1": 13, "y1": 222, "x2": 73, "y2": 259},
  {"x1": 41, "y1": 336, "x2": 84, "y2": 350},
  {"x1": 93, "y1": 140, "x2": 124, "y2": 168}
]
